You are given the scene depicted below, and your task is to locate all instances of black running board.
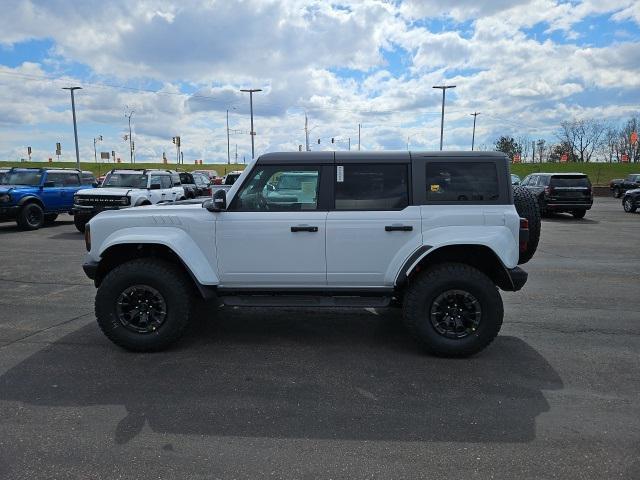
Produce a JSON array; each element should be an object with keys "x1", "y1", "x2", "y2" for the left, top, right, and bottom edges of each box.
[{"x1": 219, "y1": 294, "x2": 391, "y2": 308}]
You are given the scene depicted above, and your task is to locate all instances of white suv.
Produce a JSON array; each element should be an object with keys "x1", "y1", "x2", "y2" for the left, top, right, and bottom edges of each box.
[
  {"x1": 72, "y1": 169, "x2": 185, "y2": 232},
  {"x1": 81, "y1": 151, "x2": 540, "y2": 357}
]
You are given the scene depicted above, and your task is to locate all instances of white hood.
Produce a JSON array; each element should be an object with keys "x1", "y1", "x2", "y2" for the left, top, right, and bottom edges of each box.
[{"x1": 76, "y1": 187, "x2": 136, "y2": 196}]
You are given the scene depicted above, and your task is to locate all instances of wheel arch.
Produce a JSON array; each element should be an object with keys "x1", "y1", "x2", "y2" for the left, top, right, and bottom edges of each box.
[
  {"x1": 95, "y1": 240, "x2": 218, "y2": 299},
  {"x1": 17, "y1": 195, "x2": 45, "y2": 209},
  {"x1": 395, "y1": 244, "x2": 516, "y2": 292}
]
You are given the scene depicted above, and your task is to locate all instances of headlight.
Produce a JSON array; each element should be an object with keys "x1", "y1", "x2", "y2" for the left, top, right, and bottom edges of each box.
[
  {"x1": 0, "y1": 194, "x2": 10, "y2": 203},
  {"x1": 121, "y1": 196, "x2": 130, "y2": 205}
]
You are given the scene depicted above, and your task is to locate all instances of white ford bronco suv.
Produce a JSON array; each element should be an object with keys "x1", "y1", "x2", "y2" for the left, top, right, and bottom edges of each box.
[
  {"x1": 82, "y1": 151, "x2": 540, "y2": 357},
  {"x1": 73, "y1": 169, "x2": 186, "y2": 232}
]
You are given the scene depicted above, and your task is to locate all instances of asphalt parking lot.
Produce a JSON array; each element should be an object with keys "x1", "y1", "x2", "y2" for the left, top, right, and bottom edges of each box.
[{"x1": 0, "y1": 197, "x2": 638, "y2": 479}]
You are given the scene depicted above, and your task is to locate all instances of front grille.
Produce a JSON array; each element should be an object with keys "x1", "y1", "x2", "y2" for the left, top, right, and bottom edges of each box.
[{"x1": 75, "y1": 195, "x2": 129, "y2": 207}]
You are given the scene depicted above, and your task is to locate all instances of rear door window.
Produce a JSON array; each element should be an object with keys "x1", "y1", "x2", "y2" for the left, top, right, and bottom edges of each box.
[
  {"x1": 46, "y1": 172, "x2": 80, "y2": 187},
  {"x1": 334, "y1": 164, "x2": 409, "y2": 210},
  {"x1": 426, "y1": 162, "x2": 499, "y2": 202},
  {"x1": 160, "y1": 176, "x2": 172, "y2": 189}
]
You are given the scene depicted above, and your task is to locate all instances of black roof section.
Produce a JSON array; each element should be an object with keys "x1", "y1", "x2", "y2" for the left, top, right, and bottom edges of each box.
[
  {"x1": 257, "y1": 150, "x2": 508, "y2": 165},
  {"x1": 534, "y1": 172, "x2": 588, "y2": 176}
]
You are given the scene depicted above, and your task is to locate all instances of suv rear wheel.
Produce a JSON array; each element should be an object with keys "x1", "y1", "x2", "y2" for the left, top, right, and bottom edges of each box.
[
  {"x1": 572, "y1": 209, "x2": 586, "y2": 219},
  {"x1": 402, "y1": 263, "x2": 503, "y2": 357},
  {"x1": 613, "y1": 187, "x2": 622, "y2": 198},
  {"x1": 17, "y1": 203, "x2": 44, "y2": 230},
  {"x1": 95, "y1": 259, "x2": 192, "y2": 352}
]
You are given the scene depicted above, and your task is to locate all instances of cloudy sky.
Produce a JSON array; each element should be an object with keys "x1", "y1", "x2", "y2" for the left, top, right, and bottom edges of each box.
[{"x1": 0, "y1": 0, "x2": 638, "y2": 164}]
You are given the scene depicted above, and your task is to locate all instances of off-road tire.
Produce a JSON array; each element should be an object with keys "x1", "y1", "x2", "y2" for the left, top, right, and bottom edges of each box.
[
  {"x1": 513, "y1": 186, "x2": 541, "y2": 264},
  {"x1": 623, "y1": 197, "x2": 636, "y2": 213},
  {"x1": 402, "y1": 263, "x2": 503, "y2": 358},
  {"x1": 16, "y1": 203, "x2": 44, "y2": 230},
  {"x1": 572, "y1": 209, "x2": 586, "y2": 219},
  {"x1": 74, "y1": 215, "x2": 88, "y2": 233},
  {"x1": 95, "y1": 259, "x2": 192, "y2": 352},
  {"x1": 44, "y1": 214, "x2": 58, "y2": 225},
  {"x1": 613, "y1": 187, "x2": 622, "y2": 198}
]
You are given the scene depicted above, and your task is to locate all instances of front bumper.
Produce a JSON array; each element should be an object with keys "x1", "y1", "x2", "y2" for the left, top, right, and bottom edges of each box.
[
  {"x1": 82, "y1": 260, "x2": 99, "y2": 280},
  {"x1": 0, "y1": 205, "x2": 19, "y2": 220}
]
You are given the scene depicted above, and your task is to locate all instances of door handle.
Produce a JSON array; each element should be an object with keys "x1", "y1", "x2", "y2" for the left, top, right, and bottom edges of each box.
[
  {"x1": 291, "y1": 225, "x2": 318, "y2": 232},
  {"x1": 385, "y1": 225, "x2": 413, "y2": 232}
]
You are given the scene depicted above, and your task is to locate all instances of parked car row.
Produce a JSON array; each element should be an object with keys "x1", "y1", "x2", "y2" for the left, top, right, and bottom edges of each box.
[
  {"x1": 0, "y1": 166, "x2": 220, "y2": 232},
  {"x1": 0, "y1": 168, "x2": 97, "y2": 230}
]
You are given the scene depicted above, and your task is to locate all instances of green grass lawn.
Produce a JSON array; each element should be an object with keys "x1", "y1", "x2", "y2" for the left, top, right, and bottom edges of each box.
[{"x1": 1, "y1": 159, "x2": 638, "y2": 185}]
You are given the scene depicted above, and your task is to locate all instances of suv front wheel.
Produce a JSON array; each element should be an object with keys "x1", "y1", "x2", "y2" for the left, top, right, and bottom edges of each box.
[
  {"x1": 95, "y1": 259, "x2": 192, "y2": 351},
  {"x1": 402, "y1": 263, "x2": 503, "y2": 357}
]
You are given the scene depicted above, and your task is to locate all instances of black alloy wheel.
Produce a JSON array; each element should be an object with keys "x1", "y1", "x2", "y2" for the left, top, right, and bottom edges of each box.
[
  {"x1": 115, "y1": 285, "x2": 168, "y2": 334},
  {"x1": 429, "y1": 289, "x2": 482, "y2": 339}
]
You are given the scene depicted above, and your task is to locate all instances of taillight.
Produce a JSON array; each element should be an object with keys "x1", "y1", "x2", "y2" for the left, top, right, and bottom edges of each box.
[{"x1": 519, "y1": 218, "x2": 529, "y2": 253}]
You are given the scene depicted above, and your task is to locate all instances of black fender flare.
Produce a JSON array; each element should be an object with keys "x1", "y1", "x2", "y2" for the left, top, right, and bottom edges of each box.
[{"x1": 17, "y1": 195, "x2": 45, "y2": 209}]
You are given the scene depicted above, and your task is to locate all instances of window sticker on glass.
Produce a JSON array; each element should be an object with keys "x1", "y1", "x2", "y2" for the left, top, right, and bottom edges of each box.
[
  {"x1": 336, "y1": 165, "x2": 344, "y2": 183},
  {"x1": 431, "y1": 184, "x2": 440, "y2": 192}
]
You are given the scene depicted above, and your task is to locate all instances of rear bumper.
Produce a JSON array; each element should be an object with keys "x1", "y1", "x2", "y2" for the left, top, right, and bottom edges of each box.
[
  {"x1": 545, "y1": 202, "x2": 592, "y2": 210},
  {"x1": 505, "y1": 267, "x2": 528, "y2": 291}
]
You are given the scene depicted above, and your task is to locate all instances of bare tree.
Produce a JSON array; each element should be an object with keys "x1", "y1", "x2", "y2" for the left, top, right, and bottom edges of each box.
[
  {"x1": 557, "y1": 118, "x2": 606, "y2": 162},
  {"x1": 619, "y1": 117, "x2": 640, "y2": 163},
  {"x1": 602, "y1": 124, "x2": 620, "y2": 163},
  {"x1": 516, "y1": 135, "x2": 531, "y2": 162}
]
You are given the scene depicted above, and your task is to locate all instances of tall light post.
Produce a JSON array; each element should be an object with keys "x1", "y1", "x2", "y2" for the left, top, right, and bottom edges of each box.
[
  {"x1": 226, "y1": 106, "x2": 237, "y2": 164},
  {"x1": 93, "y1": 135, "x2": 103, "y2": 163},
  {"x1": 125, "y1": 107, "x2": 134, "y2": 163},
  {"x1": 62, "y1": 86, "x2": 82, "y2": 170},
  {"x1": 470, "y1": 112, "x2": 480, "y2": 151},
  {"x1": 240, "y1": 88, "x2": 262, "y2": 160},
  {"x1": 433, "y1": 85, "x2": 456, "y2": 151}
]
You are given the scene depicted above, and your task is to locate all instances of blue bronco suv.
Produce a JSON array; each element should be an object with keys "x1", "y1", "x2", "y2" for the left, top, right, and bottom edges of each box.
[{"x1": 0, "y1": 168, "x2": 95, "y2": 230}]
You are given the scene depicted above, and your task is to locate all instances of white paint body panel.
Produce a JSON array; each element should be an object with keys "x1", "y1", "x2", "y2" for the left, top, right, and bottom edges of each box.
[
  {"x1": 215, "y1": 211, "x2": 328, "y2": 287},
  {"x1": 326, "y1": 207, "x2": 423, "y2": 287}
]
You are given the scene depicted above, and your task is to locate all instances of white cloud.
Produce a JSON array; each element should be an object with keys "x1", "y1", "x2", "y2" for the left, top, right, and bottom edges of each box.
[{"x1": 0, "y1": 0, "x2": 638, "y2": 162}]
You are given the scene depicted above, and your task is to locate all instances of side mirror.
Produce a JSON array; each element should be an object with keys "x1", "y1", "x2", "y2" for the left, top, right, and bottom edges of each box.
[
  {"x1": 204, "y1": 189, "x2": 226, "y2": 212},
  {"x1": 149, "y1": 183, "x2": 162, "y2": 190},
  {"x1": 43, "y1": 181, "x2": 55, "y2": 188}
]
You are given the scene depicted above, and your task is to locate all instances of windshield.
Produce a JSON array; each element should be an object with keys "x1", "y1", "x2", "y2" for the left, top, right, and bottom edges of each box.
[
  {"x1": 224, "y1": 174, "x2": 241, "y2": 185},
  {"x1": 1, "y1": 171, "x2": 43, "y2": 186},
  {"x1": 277, "y1": 174, "x2": 311, "y2": 190},
  {"x1": 103, "y1": 173, "x2": 148, "y2": 188},
  {"x1": 550, "y1": 176, "x2": 590, "y2": 187}
]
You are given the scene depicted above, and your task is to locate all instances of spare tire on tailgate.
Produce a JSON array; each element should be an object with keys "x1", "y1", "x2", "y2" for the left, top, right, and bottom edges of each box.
[{"x1": 513, "y1": 186, "x2": 541, "y2": 264}]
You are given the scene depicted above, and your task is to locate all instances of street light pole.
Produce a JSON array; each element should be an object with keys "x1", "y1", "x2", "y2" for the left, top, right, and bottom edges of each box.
[
  {"x1": 470, "y1": 112, "x2": 480, "y2": 151},
  {"x1": 433, "y1": 85, "x2": 456, "y2": 151},
  {"x1": 240, "y1": 88, "x2": 262, "y2": 160},
  {"x1": 226, "y1": 109, "x2": 231, "y2": 164},
  {"x1": 125, "y1": 108, "x2": 134, "y2": 164},
  {"x1": 93, "y1": 135, "x2": 102, "y2": 163},
  {"x1": 62, "y1": 86, "x2": 82, "y2": 170}
]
